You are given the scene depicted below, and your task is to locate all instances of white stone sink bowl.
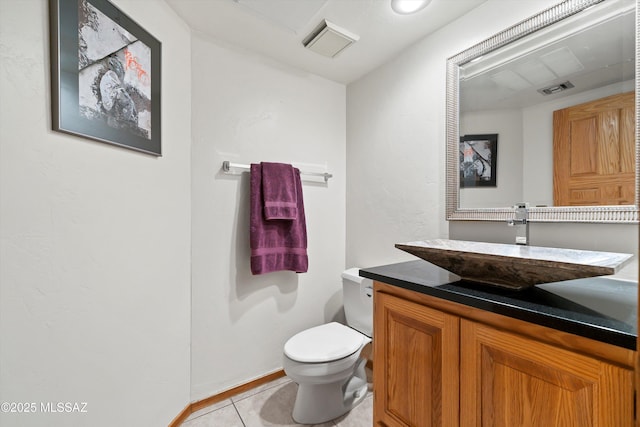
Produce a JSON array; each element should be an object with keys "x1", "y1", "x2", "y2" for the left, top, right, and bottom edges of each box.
[{"x1": 395, "y1": 239, "x2": 633, "y2": 290}]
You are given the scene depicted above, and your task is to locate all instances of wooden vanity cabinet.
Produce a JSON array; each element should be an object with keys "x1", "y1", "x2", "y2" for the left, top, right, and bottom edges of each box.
[
  {"x1": 373, "y1": 281, "x2": 635, "y2": 427},
  {"x1": 461, "y1": 319, "x2": 633, "y2": 427},
  {"x1": 373, "y1": 290, "x2": 460, "y2": 426}
]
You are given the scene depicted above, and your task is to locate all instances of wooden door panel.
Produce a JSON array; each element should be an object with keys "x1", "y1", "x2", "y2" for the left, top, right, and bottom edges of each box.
[
  {"x1": 374, "y1": 291, "x2": 459, "y2": 427},
  {"x1": 596, "y1": 110, "x2": 621, "y2": 174},
  {"x1": 621, "y1": 105, "x2": 635, "y2": 173},
  {"x1": 560, "y1": 173, "x2": 635, "y2": 205},
  {"x1": 569, "y1": 117, "x2": 597, "y2": 175},
  {"x1": 553, "y1": 91, "x2": 635, "y2": 206},
  {"x1": 568, "y1": 187, "x2": 599, "y2": 205},
  {"x1": 481, "y1": 346, "x2": 594, "y2": 427},
  {"x1": 460, "y1": 320, "x2": 634, "y2": 427},
  {"x1": 387, "y1": 312, "x2": 437, "y2": 425}
]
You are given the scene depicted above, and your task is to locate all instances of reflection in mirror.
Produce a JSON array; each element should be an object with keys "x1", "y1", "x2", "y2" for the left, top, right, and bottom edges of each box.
[{"x1": 446, "y1": 0, "x2": 639, "y2": 223}]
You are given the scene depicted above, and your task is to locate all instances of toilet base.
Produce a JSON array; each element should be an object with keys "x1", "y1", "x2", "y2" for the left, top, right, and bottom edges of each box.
[{"x1": 291, "y1": 358, "x2": 369, "y2": 424}]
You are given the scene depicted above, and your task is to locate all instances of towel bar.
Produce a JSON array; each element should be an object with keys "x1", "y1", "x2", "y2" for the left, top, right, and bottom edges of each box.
[{"x1": 222, "y1": 161, "x2": 333, "y2": 183}]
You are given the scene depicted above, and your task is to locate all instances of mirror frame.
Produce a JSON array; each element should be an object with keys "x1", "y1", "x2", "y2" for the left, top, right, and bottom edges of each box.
[{"x1": 446, "y1": 0, "x2": 639, "y2": 223}]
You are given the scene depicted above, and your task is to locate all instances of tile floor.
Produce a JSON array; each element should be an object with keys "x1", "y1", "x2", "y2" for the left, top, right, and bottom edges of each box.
[{"x1": 182, "y1": 375, "x2": 373, "y2": 427}]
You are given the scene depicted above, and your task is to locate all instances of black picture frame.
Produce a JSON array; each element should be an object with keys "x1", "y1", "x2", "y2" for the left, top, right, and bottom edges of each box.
[
  {"x1": 459, "y1": 134, "x2": 498, "y2": 188},
  {"x1": 50, "y1": 0, "x2": 161, "y2": 156}
]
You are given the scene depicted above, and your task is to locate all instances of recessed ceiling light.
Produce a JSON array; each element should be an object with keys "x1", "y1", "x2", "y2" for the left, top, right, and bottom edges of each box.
[{"x1": 391, "y1": 0, "x2": 432, "y2": 15}]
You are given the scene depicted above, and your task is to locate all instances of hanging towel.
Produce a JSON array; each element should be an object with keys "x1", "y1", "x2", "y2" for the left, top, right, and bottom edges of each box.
[
  {"x1": 261, "y1": 162, "x2": 298, "y2": 220},
  {"x1": 250, "y1": 163, "x2": 308, "y2": 275}
]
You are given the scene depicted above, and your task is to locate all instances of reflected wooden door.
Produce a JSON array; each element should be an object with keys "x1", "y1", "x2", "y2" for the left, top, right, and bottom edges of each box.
[{"x1": 553, "y1": 91, "x2": 635, "y2": 206}]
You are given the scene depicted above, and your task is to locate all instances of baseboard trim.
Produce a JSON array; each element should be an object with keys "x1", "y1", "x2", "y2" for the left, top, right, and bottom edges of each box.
[
  {"x1": 168, "y1": 404, "x2": 191, "y2": 427},
  {"x1": 168, "y1": 370, "x2": 286, "y2": 426}
]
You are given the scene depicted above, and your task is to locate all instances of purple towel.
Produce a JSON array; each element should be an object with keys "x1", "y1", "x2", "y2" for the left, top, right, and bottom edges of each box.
[
  {"x1": 250, "y1": 163, "x2": 308, "y2": 275},
  {"x1": 261, "y1": 162, "x2": 297, "y2": 220}
]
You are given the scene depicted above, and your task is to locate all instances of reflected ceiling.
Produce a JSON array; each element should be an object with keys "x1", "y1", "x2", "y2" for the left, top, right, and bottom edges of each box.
[{"x1": 460, "y1": 8, "x2": 635, "y2": 111}]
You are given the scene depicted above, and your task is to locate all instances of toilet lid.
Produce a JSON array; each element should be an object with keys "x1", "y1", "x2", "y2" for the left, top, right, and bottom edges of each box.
[{"x1": 284, "y1": 322, "x2": 365, "y2": 363}]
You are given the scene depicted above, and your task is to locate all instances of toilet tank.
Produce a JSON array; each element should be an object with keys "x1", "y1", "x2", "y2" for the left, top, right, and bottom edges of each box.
[{"x1": 342, "y1": 268, "x2": 373, "y2": 337}]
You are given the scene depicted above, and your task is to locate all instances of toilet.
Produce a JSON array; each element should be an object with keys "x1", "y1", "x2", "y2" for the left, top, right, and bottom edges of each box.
[{"x1": 282, "y1": 268, "x2": 373, "y2": 424}]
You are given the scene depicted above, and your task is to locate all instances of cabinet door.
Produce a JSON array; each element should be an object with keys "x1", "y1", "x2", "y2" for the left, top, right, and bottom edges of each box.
[
  {"x1": 374, "y1": 292, "x2": 459, "y2": 427},
  {"x1": 460, "y1": 319, "x2": 634, "y2": 427}
]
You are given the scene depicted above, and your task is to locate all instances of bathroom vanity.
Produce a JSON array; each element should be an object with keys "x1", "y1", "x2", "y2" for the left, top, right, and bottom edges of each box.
[
  {"x1": 361, "y1": 260, "x2": 637, "y2": 427},
  {"x1": 370, "y1": 0, "x2": 640, "y2": 423}
]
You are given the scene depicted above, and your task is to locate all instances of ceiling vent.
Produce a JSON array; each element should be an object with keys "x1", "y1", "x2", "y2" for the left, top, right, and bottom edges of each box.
[
  {"x1": 537, "y1": 81, "x2": 575, "y2": 96},
  {"x1": 303, "y1": 20, "x2": 359, "y2": 58}
]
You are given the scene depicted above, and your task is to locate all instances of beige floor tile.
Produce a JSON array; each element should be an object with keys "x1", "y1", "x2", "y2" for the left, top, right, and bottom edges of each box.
[
  {"x1": 183, "y1": 373, "x2": 374, "y2": 426},
  {"x1": 231, "y1": 375, "x2": 292, "y2": 403},
  {"x1": 186, "y1": 399, "x2": 234, "y2": 421},
  {"x1": 233, "y1": 381, "x2": 335, "y2": 427},
  {"x1": 333, "y1": 394, "x2": 373, "y2": 427},
  {"x1": 182, "y1": 403, "x2": 244, "y2": 427}
]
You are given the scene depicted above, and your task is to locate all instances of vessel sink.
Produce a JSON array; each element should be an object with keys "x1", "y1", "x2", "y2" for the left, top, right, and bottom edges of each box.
[{"x1": 395, "y1": 239, "x2": 633, "y2": 290}]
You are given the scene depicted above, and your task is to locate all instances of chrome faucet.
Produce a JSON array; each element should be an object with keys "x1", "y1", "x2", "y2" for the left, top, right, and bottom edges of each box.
[{"x1": 507, "y1": 203, "x2": 529, "y2": 245}]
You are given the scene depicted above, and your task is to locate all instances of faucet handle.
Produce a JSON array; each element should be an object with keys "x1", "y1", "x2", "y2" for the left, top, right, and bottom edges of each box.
[{"x1": 510, "y1": 203, "x2": 529, "y2": 246}]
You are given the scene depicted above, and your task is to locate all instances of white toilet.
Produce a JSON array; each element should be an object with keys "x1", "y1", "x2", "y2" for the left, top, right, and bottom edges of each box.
[{"x1": 282, "y1": 268, "x2": 373, "y2": 424}]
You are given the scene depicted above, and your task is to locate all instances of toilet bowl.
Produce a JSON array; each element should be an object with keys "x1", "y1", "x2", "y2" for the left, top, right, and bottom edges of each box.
[{"x1": 283, "y1": 269, "x2": 373, "y2": 424}]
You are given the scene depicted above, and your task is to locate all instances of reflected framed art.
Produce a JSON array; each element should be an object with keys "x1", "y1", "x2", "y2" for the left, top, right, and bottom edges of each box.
[{"x1": 459, "y1": 133, "x2": 497, "y2": 188}]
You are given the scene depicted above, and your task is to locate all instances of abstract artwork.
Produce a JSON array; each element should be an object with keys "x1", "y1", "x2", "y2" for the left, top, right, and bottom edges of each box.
[
  {"x1": 50, "y1": 0, "x2": 161, "y2": 155},
  {"x1": 459, "y1": 134, "x2": 497, "y2": 188}
]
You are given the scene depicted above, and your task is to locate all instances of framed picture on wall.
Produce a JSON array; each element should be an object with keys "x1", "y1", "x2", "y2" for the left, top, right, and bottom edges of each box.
[
  {"x1": 459, "y1": 134, "x2": 498, "y2": 188},
  {"x1": 49, "y1": 0, "x2": 162, "y2": 156}
]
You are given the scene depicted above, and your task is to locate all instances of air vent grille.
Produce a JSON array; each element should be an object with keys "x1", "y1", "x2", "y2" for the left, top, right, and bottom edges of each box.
[
  {"x1": 538, "y1": 81, "x2": 575, "y2": 96},
  {"x1": 303, "y1": 20, "x2": 359, "y2": 58}
]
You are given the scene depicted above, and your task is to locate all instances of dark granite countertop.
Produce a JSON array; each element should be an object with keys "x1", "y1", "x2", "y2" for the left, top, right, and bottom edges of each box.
[{"x1": 360, "y1": 260, "x2": 637, "y2": 350}]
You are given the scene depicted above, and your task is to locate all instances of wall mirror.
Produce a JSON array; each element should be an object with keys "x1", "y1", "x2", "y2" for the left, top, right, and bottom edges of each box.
[{"x1": 446, "y1": 0, "x2": 639, "y2": 222}]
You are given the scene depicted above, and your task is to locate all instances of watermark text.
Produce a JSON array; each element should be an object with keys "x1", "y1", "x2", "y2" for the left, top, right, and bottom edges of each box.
[{"x1": 1, "y1": 402, "x2": 88, "y2": 414}]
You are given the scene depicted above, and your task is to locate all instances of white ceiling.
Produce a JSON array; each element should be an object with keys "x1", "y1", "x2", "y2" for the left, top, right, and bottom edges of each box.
[{"x1": 165, "y1": 0, "x2": 488, "y2": 84}]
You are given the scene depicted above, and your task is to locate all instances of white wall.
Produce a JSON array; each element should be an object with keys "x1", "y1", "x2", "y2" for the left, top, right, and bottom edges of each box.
[
  {"x1": 346, "y1": 0, "x2": 556, "y2": 267},
  {"x1": 460, "y1": 108, "x2": 523, "y2": 208},
  {"x1": 346, "y1": 38, "x2": 448, "y2": 268},
  {"x1": 190, "y1": 34, "x2": 346, "y2": 401},
  {"x1": 0, "y1": 1, "x2": 191, "y2": 426},
  {"x1": 346, "y1": 0, "x2": 637, "y2": 278},
  {"x1": 1, "y1": 0, "x2": 346, "y2": 418}
]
